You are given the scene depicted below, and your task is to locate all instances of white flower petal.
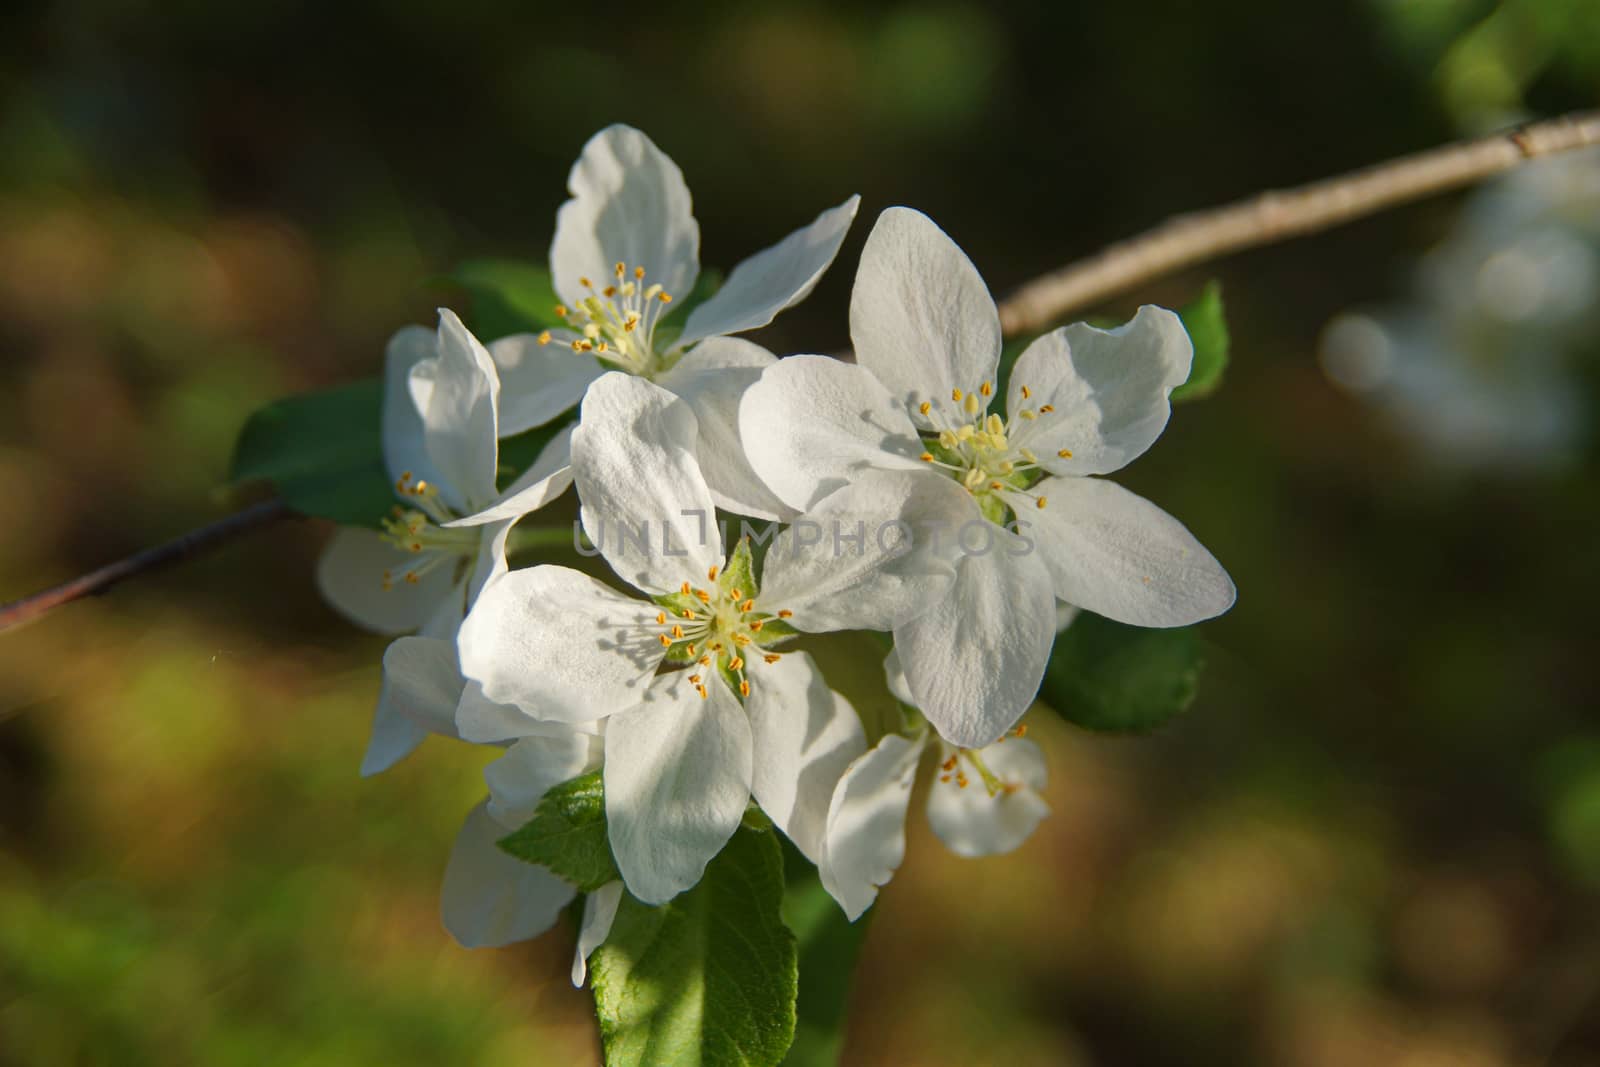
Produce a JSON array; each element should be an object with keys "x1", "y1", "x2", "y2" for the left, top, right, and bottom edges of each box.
[
  {"x1": 818, "y1": 733, "x2": 922, "y2": 921},
  {"x1": 361, "y1": 697, "x2": 430, "y2": 777},
  {"x1": 739, "y1": 355, "x2": 925, "y2": 512},
  {"x1": 925, "y1": 739, "x2": 1050, "y2": 858},
  {"x1": 464, "y1": 519, "x2": 514, "y2": 609},
  {"x1": 446, "y1": 424, "x2": 574, "y2": 529},
  {"x1": 550, "y1": 124, "x2": 699, "y2": 310},
  {"x1": 849, "y1": 207, "x2": 1001, "y2": 419},
  {"x1": 572, "y1": 882, "x2": 624, "y2": 987},
  {"x1": 457, "y1": 679, "x2": 607, "y2": 744},
  {"x1": 316, "y1": 527, "x2": 460, "y2": 635},
  {"x1": 604, "y1": 675, "x2": 753, "y2": 905},
  {"x1": 485, "y1": 731, "x2": 604, "y2": 828},
  {"x1": 882, "y1": 647, "x2": 914, "y2": 706},
  {"x1": 1006, "y1": 306, "x2": 1192, "y2": 476},
  {"x1": 457, "y1": 565, "x2": 663, "y2": 722},
  {"x1": 675, "y1": 195, "x2": 861, "y2": 349},
  {"x1": 653, "y1": 337, "x2": 790, "y2": 521},
  {"x1": 1004, "y1": 477, "x2": 1235, "y2": 627},
  {"x1": 745, "y1": 651, "x2": 867, "y2": 864},
  {"x1": 383, "y1": 325, "x2": 446, "y2": 490},
  {"x1": 894, "y1": 544, "x2": 1056, "y2": 747},
  {"x1": 441, "y1": 803, "x2": 576, "y2": 949},
  {"x1": 418, "y1": 310, "x2": 501, "y2": 513},
  {"x1": 758, "y1": 470, "x2": 971, "y2": 632},
  {"x1": 573, "y1": 372, "x2": 721, "y2": 593},
  {"x1": 488, "y1": 333, "x2": 605, "y2": 436}
]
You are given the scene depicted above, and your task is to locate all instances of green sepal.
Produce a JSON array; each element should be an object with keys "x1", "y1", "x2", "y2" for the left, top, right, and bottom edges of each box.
[
  {"x1": 722, "y1": 537, "x2": 759, "y2": 600},
  {"x1": 497, "y1": 770, "x2": 620, "y2": 893}
]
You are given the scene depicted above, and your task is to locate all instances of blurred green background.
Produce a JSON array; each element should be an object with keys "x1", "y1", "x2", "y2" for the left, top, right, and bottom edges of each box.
[{"x1": 4, "y1": 1, "x2": 1600, "y2": 1064}]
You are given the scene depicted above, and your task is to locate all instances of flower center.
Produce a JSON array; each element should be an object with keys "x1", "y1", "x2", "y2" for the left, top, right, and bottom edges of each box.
[
  {"x1": 534, "y1": 261, "x2": 677, "y2": 377},
  {"x1": 653, "y1": 563, "x2": 792, "y2": 700},
  {"x1": 913, "y1": 382, "x2": 1058, "y2": 516},
  {"x1": 376, "y1": 472, "x2": 481, "y2": 590},
  {"x1": 936, "y1": 725, "x2": 1030, "y2": 796}
]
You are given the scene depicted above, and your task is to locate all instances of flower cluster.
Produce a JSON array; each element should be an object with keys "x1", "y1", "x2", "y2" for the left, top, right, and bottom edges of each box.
[{"x1": 317, "y1": 125, "x2": 1236, "y2": 978}]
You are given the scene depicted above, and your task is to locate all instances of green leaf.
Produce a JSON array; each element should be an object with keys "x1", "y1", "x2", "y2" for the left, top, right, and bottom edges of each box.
[
  {"x1": 497, "y1": 771, "x2": 619, "y2": 893},
  {"x1": 1172, "y1": 280, "x2": 1229, "y2": 402},
  {"x1": 448, "y1": 259, "x2": 563, "y2": 340},
  {"x1": 1040, "y1": 611, "x2": 1204, "y2": 733},
  {"x1": 228, "y1": 378, "x2": 395, "y2": 527},
  {"x1": 592, "y1": 826, "x2": 797, "y2": 1067},
  {"x1": 779, "y1": 841, "x2": 870, "y2": 1067}
]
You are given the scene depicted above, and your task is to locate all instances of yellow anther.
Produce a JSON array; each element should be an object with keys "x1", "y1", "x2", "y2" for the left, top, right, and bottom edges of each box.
[
  {"x1": 553, "y1": 304, "x2": 568, "y2": 318},
  {"x1": 686, "y1": 643, "x2": 697, "y2": 656},
  {"x1": 920, "y1": 452, "x2": 935, "y2": 462},
  {"x1": 956, "y1": 773, "x2": 969, "y2": 788},
  {"x1": 634, "y1": 266, "x2": 645, "y2": 279},
  {"x1": 580, "y1": 277, "x2": 593, "y2": 289},
  {"x1": 919, "y1": 401, "x2": 932, "y2": 416},
  {"x1": 602, "y1": 285, "x2": 617, "y2": 298},
  {"x1": 409, "y1": 541, "x2": 423, "y2": 552},
  {"x1": 732, "y1": 633, "x2": 751, "y2": 646},
  {"x1": 537, "y1": 330, "x2": 552, "y2": 345},
  {"x1": 404, "y1": 572, "x2": 419, "y2": 584},
  {"x1": 681, "y1": 582, "x2": 691, "y2": 595},
  {"x1": 695, "y1": 684, "x2": 708, "y2": 699},
  {"x1": 729, "y1": 588, "x2": 742, "y2": 601},
  {"x1": 980, "y1": 380, "x2": 993, "y2": 397},
  {"x1": 571, "y1": 340, "x2": 587, "y2": 352},
  {"x1": 708, "y1": 565, "x2": 719, "y2": 581},
  {"x1": 986, "y1": 414, "x2": 1004, "y2": 435},
  {"x1": 659, "y1": 634, "x2": 672, "y2": 647},
  {"x1": 763, "y1": 653, "x2": 781, "y2": 664},
  {"x1": 688, "y1": 674, "x2": 701, "y2": 684},
  {"x1": 938, "y1": 430, "x2": 958, "y2": 449},
  {"x1": 656, "y1": 612, "x2": 667, "y2": 625},
  {"x1": 1039, "y1": 404, "x2": 1055, "y2": 413},
  {"x1": 657, "y1": 292, "x2": 672, "y2": 303},
  {"x1": 1020, "y1": 385, "x2": 1032, "y2": 399},
  {"x1": 955, "y1": 425, "x2": 975, "y2": 442},
  {"x1": 963, "y1": 392, "x2": 981, "y2": 416},
  {"x1": 595, "y1": 341, "x2": 609, "y2": 353},
  {"x1": 776, "y1": 610, "x2": 793, "y2": 619},
  {"x1": 749, "y1": 620, "x2": 764, "y2": 631},
  {"x1": 624, "y1": 313, "x2": 640, "y2": 332},
  {"x1": 990, "y1": 481, "x2": 1003, "y2": 490},
  {"x1": 1058, "y1": 448, "x2": 1073, "y2": 459},
  {"x1": 1013, "y1": 723, "x2": 1029, "y2": 737},
  {"x1": 740, "y1": 599, "x2": 755, "y2": 613},
  {"x1": 1036, "y1": 496, "x2": 1048, "y2": 509},
  {"x1": 1019, "y1": 409, "x2": 1037, "y2": 421},
  {"x1": 614, "y1": 261, "x2": 626, "y2": 278},
  {"x1": 941, "y1": 755, "x2": 958, "y2": 771},
  {"x1": 695, "y1": 588, "x2": 711, "y2": 603},
  {"x1": 739, "y1": 679, "x2": 751, "y2": 697},
  {"x1": 681, "y1": 608, "x2": 695, "y2": 619},
  {"x1": 940, "y1": 774, "x2": 952, "y2": 783},
  {"x1": 699, "y1": 655, "x2": 711, "y2": 666},
  {"x1": 671, "y1": 624, "x2": 685, "y2": 639},
  {"x1": 583, "y1": 323, "x2": 601, "y2": 339},
  {"x1": 729, "y1": 656, "x2": 745, "y2": 671}
]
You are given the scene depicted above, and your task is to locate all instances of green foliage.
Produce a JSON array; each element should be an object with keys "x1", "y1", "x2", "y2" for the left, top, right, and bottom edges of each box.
[
  {"x1": 448, "y1": 259, "x2": 564, "y2": 340},
  {"x1": 1041, "y1": 612, "x2": 1204, "y2": 733},
  {"x1": 228, "y1": 378, "x2": 395, "y2": 527},
  {"x1": 591, "y1": 826, "x2": 797, "y2": 1067},
  {"x1": 1172, "y1": 281, "x2": 1229, "y2": 402},
  {"x1": 497, "y1": 771, "x2": 619, "y2": 893},
  {"x1": 779, "y1": 841, "x2": 871, "y2": 1067}
]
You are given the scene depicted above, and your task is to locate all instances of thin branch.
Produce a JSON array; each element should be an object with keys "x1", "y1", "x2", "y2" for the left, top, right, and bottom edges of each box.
[
  {"x1": 995, "y1": 110, "x2": 1600, "y2": 336},
  {"x1": 0, "y1": 499, "x2": 291, "y2": 633},
  {"x1": 8, "y1": 112, "x2": 1600, "y2": 632}
]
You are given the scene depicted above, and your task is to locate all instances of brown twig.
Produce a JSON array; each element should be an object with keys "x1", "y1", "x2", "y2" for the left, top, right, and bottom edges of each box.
[
  {"x1": 0, "y1": 499, "x2": 291, "y2": 633},
  {"x1": 8, "y1": 112, "x2": 1600, "y2": 633},
  {"x1": 994, "y1": 110, "x2": 1600, "y2": 336}
]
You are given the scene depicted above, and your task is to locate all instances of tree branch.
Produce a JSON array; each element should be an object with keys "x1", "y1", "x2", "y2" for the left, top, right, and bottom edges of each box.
[
  {"x1": 0, "y1": 499, "x2": 291, "y2": 633},
  {"x1": 994, "y1": 110, "x2": 1600, "y2": 336},
  {"x1": 7, "y1": 112, "x2": 1600, "y2": 633}
]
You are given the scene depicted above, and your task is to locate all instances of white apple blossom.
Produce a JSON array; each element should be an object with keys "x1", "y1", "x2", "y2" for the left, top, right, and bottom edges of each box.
[
  {"x1": 485, "y1": 124, "x2": 860, "y2": 519},
  {"x1": 741, "y1": 207, "x2": 1236, "y2": 749},
  {"x1": 316, "y1": 309, "x2": 573, "y2": 772},
  {"x1": 815, "y1": 649, "x2": 1050, "y2": 920},
  {"x1": 457, "y1": 372, "x2": 953, "y2": 903}
]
